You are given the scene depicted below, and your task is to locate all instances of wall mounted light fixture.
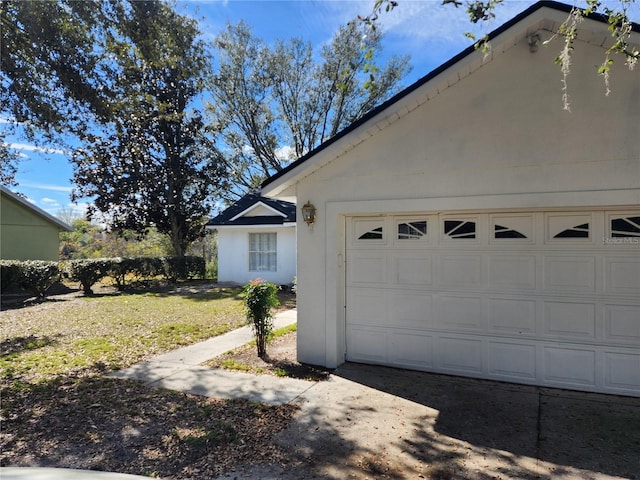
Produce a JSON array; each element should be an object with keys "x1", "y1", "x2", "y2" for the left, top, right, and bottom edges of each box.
[
  {"x1": 301, "y1": 201, "x2": 316, "y2": 226},
  {"x1": 528, "y1": 33, "x2": 541, "y2": 53}
]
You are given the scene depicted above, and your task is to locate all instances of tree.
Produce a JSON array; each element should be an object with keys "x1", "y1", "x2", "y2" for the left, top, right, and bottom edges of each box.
[
  {"x1": 1, "y1": 0, "x2": 118, "y2": 184},
  {"x1": 209, "y1": 20, "x2": 411, "y2": 198},
  {"x1": 71, "y1": 1, "x2": 227, "y2": 258},
  {"x1": 0, "y1": 144, "x2": 19, "y2": 186},
  {"x1": 1, "y1": 0, "x2": 114, "y2": 141},
  {"x1": 59, "y1": 218, "x2": 105, "y2": 260}
]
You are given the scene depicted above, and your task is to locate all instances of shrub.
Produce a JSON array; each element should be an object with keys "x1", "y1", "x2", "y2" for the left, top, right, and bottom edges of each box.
[
  {"x1": 0, "y1": 261, "x2": 24, "y2": 293},
  {"x1": 186, "y1": 256, "x2": 206, "y2": 280},
  {"x1": 243, "y1": 279, "x2": 280, "y2": 358},
  {"x1": 68, "y1": 258, "x2": 113, "y2": 295},
  {"x1": 205, "y1": 259, "x2": 217, "y2": 281},
  {"x1": 108, "y1": 257, "x2": 138, "y2": 291},
  {"x1": 162, "y1": 256, "x2": 205, "y2": 283},
  {"x1": 22, "y1": 261, "x2": 61, "y2": 297},
  {"x1": 132, "y1": 257, "x2": 164, "y2": 281},
  {"x1": 0, "y1": 260, "x2": 60, "y2": 297}
]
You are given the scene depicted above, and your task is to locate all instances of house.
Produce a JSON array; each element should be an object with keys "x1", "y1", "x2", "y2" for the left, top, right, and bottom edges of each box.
[
  {"x1": 261, "y1": 1, "x2": 640, "y2": 397},
  {"x1": 206, "y1": 192, "x2": 296, "y2": 286},
  {"x1": 1, "y1": 186, "x2": 72, "y2": 261}
]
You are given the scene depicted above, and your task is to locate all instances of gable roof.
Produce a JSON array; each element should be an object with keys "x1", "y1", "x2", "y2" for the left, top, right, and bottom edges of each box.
[
  {"x1": 1, "y1": 185, "x2": 72, "y2": 231},
  {"x1": 206, "y1": 192, "x2": 296, "y2": 227},
  {"x1": 262, "y1": 1, "x2": 640, "y2": 199}
]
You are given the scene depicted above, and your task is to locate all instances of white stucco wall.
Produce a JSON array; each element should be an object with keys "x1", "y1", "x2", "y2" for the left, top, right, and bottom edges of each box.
[
  {"x1": 287, "y1": 25, "x2": 640, "y2": 368},
  {"x1": 216, "y1": 226, "x2": 297, "y2": 286}
]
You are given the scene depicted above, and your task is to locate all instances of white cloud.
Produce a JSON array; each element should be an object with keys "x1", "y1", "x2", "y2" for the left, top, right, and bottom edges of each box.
[
  {"x1": 0, "y1": 116, "x2": 29, "y2": 127},
  {"x1": 65, "y1": 202, "x2": 90, "y2": 217},
  {"x1": 19, "y1": 182, "x2": 73, "y2": 193},
  {"x1": 367, "y1": 0, "x2": 638, "y2": 44},
  {"x1": 275, "y1": 145, "x2": 295, "y2": 162},
  {"x1": 379, "y1": 1, "x2": 539, "y2": 47},
  {"x1": 6, "y1": 143, "x2": 67, "y2": 155},
  {"x1": 40, "y1": 202, "x2": 89, "y2": 219}
]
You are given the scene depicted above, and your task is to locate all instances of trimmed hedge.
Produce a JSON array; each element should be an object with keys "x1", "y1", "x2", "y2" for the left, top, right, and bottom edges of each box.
[
  {"x1": 68, "y1": 258, "x2": 112, "y2": 295},
  {"x1": 0, "y1": 260, "x2": 60, "y2": 297},
  {"x1": 67, "y1": 256, "x2": 205, "y2": 294},
  {"x1": 162, "y1": 256, "x2": 205, "y2": 283},
  {"x1": 1, "y1": 256, "x2": 205, "y2": 298},
  {"x1": 0, "y1": 261, "x2": 23, "y2": 292}
]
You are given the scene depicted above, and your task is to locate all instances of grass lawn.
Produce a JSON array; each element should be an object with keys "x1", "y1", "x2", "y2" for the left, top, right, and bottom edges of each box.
[
  {"x1": 0, "y1": 283, "x2": 299, "y2": 478},
  {"x1": 1, "y1": 285, "x2": 248, "y2": 382}
]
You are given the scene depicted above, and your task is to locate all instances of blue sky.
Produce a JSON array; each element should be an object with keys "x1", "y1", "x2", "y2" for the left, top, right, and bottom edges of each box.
[{"x1": 4, "y1": 0, "x2": 636, "y2": 219}]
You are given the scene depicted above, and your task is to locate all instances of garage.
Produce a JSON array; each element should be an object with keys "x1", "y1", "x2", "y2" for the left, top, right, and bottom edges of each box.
[
  {"x1": 261, "y1": 3, "x2": 640, "y2": 398},
  {"x1": 346, "y1": 210, "x2": 640, "y2": 396}
]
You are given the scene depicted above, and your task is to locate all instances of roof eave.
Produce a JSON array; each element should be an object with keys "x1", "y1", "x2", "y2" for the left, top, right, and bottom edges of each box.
[
  {"x1": 205, "y1": 222, "x2": 296, "y2": 230},
  {"x1": 229, "y1": 201, "x2": 288, "y2": 222}
]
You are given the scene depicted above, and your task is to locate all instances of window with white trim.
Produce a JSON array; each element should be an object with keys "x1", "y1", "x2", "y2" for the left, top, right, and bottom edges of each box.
[
  {"x1": 546, "y1": 213, "x2": 593, "y2": 242},
  {"x1": 398, "y1": 220, "x2": 427, "y2": 240},
  {"x1": 354, "y1": 218, "x2": 386, "y2": 243},
  {"x1": 444, "y1": 219, "x2": 476, "y2": 239},
  {"x1": 611, "y1": 216, "x2": 640, "y2": 237},
  {"x1": 249, "y1": 233, "x2": 277, "y2": 272}
]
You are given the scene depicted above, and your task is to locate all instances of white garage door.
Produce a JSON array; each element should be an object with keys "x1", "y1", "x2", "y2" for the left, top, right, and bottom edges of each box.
[{"x1": 345, "y1": 210, "x2": 640, "y2": 396}]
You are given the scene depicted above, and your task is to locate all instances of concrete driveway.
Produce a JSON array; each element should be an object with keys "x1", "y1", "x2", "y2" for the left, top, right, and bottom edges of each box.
[{"x1": 220, "y1": 363, "x2": 640, "y2": 480}]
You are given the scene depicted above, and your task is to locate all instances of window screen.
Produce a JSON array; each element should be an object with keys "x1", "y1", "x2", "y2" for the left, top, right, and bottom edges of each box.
[{"x1": 249, "y1": 233, "x2": 277, "y2": 271}]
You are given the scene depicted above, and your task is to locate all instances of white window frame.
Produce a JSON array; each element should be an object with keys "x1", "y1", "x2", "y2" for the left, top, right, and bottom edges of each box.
[{"x1": 249, "y1": 232, "x2": 277, "y2": 272}]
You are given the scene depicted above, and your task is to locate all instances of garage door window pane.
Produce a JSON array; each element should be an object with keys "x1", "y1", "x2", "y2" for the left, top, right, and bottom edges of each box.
[
  {"x1": 547, "y1": 213, "x2": 593, "y2": 242},
  {"x1": 359, "y1": 227, "x2": 383, "y2": 240},
  {"x1": 490, "y1": 214, "x2": 534, "y2": 243},
  {"x1": 444, "y1": 220, "x2": 476, "y2": 239},
  {"x1": 494, "y1": 225, "x2": 527, "y2": 239},
  {"x1": 398, "y1": 221, "x2": 427, "y2": 240},
  {"x1": 611, "y1": 217, "x2": 640, "y2": 237},
  {"x1": 249, "y1": 233, "x2": 277, "y2": 271},
  {"x1": 554, "y1": 223, "x2": 590, "y2": 238}
]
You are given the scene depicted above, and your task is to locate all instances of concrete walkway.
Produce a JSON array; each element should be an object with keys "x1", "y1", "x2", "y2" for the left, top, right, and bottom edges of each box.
[{"x1": 108, "y1": 309, "x2": 313, "y2": 405}]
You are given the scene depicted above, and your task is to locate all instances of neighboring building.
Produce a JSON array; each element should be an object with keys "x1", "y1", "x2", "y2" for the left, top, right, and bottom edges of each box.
[
  {"x1": 206, "y1": 192, "x2": 296, "y2": 286},
  {"x1": 262, "y1": 1, "x2": 640, "y2": 397},
  {"x1": 1, "y1": 186, "x2": 72, "y2": 261}
]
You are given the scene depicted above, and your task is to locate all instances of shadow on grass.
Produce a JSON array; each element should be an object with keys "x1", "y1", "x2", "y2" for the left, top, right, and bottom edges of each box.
[
  {"x1": 1, "y1": 281, "x2": 270, "y2": 310},
  {"x1": 0, "y1": 335, "x2": 61, "y2": 357},
  {"x1": 0, "y1": 296, "x2": 76, "y2": 311},
  {"x1": 0, "y1": 282, "x2": 80, "y2": 310},
  {"x1": 113, "y1": 282, "x2": 245, "y2": 302},
  {"x1": 0, "y1": 374, "x2": 298, "y2": 479}
]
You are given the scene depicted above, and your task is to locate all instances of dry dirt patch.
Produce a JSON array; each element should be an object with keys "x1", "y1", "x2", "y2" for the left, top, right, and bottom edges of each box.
[
  {"x1": 205, "y1": 330, "x2": 331, "y2": 382},
  {"x1": 1, "y1": 374, "x2": 298, "y2": 478}
]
